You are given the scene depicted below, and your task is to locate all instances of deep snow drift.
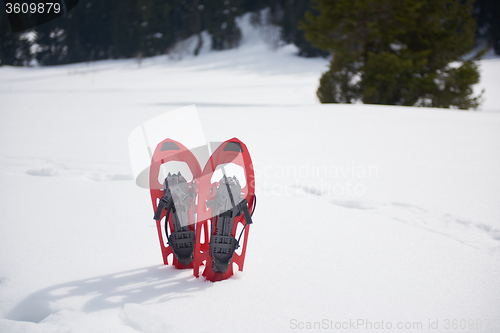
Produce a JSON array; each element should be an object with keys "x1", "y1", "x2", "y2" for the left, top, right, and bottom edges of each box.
[{"x1": 1, "y1": 15, "x2": 499, "y2": 333}]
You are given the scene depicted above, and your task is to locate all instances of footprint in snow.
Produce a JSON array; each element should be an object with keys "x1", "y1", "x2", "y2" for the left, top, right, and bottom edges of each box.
[
  {"x1": 330, "y1": 199, "x2": 500, "y2": 252},
  {"x1": 330, "y1": 199, "x2": 378, "y2": 210},
  {"x1": 26, "y1": 164, "x2": 59, "y2": 177},
  {"x1": 290, "y1": 184, "x2": 324, "y2": 196},
  {"x1": 84, "y1": 172, "x2": 133, "y2": 182}
]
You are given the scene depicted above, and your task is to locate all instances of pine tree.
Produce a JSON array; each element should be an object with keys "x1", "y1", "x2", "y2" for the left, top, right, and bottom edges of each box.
[
  {"x1": 110, "y1": 0, "x2": 143, "y2": 58},
  {"x1": 280, "y1": 0, "x2": 328, "y2": 57},
  {"x1": 64, "y1": 0, "x2": 114, "y2": 62},
  {"x1": 486, "y1": 0, "x2": 500, "y2": 54},
  {"x1": 204, "y1": 0, "x2": 242, "y2": 50},
  {"x1": 34, "y1": 18, "x2": 69, "y2": 65},
  {"x1": 300, "y1": 0, "x2": 483, "y2": 109},
  {"x1": 0, "y1": 11, "x2": 32, "y2": 66},
  {"x1": 475, "y1": 0, "x2": 500, "y2": 55}
]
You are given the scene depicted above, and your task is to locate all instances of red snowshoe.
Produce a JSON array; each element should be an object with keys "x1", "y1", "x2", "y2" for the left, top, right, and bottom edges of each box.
[
  {"x1": 193, "y1": 138, "x2": 256, "y2": 281},
  {"x1": 149, "y1": 138, "x2": 201, "y2": 269}
]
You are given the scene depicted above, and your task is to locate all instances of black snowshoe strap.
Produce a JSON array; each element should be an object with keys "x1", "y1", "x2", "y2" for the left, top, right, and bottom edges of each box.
[
  {"x1": 224, "y1": 175, "x2": 237, "y2": 208},
  {"x1": 251, "y1": 194, "x2": 257, "y2": 217},
  {"x1": 154, "y1": 193, "x2": 174, "y2": 221},
  {"x1": 236, "y1": 196, "x2": 255, "y2": 246},
  {"x1": 168, "y1": 230, "x2": 195, "y2": 266},
  {"x1": 239, "y1": 198, "x2": 253, "y2": 225},
  {"x1": 219, "y1": 174, "x2": 253, "y2": 227},
  {"x1": 160, "y1": 197, "x2": 195, "y2": 266},
  {"x1": 211, "y1": 235, "x2": 238, "y2": 273}
]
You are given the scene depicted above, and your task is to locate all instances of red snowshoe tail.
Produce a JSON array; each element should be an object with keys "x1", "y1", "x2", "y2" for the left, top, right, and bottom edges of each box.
[
  {"x1": 149, "y1": 138, "x2": 202, "y2": 269},
  {"x1": 194, "y1": 138, "x2": 255, "y2": 281}
]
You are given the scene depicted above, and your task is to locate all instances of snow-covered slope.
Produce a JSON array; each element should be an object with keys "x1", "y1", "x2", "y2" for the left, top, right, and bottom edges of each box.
[{"x1": 1, "y1": 14, "x2": 499, "y2": 333}]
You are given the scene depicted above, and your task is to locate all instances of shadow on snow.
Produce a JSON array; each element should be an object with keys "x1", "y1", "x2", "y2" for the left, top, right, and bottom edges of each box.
[{"x1": 7, "y1": 264, "x2": 211, "y2": 323}]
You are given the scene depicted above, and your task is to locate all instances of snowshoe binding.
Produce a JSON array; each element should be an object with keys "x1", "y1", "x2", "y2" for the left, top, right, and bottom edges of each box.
[
  {"x1": 154, "y1": 172, "x2": 196, "y2": 266},
  {"x1": 207, "y1": 175, "x2": 253, "y2": 274}
]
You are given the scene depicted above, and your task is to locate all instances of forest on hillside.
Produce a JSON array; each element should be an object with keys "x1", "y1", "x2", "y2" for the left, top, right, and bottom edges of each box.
[{"x1": 1, "y1": 0, "x2": 499, "y2": 66}]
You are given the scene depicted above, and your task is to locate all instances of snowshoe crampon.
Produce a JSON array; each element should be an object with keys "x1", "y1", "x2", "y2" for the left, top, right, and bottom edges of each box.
[
  {"x1": 149, "y1": 138, "x2": 201, "y2": 269},
  {"x1": 194, "y1": 138, "x2": 256, "y2": 281}
]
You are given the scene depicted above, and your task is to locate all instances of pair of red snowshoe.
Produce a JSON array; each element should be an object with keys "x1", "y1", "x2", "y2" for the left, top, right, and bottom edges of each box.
[{"x1": 149, "y1": 138, "x2": 255, "y2": 282}]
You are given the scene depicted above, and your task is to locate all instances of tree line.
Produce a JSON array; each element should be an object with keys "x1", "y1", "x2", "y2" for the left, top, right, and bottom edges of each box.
[
  {"x1": 0, "y1": 0, "x2": 327, "y2": 66},
  {"x1": 1, "y1": 0, "x2": 498, "y2": 67}
]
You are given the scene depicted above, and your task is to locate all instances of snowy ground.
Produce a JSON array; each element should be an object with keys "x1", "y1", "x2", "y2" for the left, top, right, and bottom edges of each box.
[{"x1": 1, "y1": 15, "x2": 500, "y2": 332}]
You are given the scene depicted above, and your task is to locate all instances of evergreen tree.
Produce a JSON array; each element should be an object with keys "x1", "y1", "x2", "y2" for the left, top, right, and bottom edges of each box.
[
  {"x1": 245, "y1": 0, "x2": 327, "y2": 57},
  {"x1": 493, "y1": 1, "x2": 500, "y2": 54},
  {"x1": 0, "y1": 11, "x2": 32, "y2": 66},
  {"x1": 204, "y1": 0, "x2": 242, "y2": 50},
  {"x1": 301, "y1": 0, "x2": 483, "y2": 109},
  {"x1": 64, "y1": 0, "x2": 113, "y2": 62},
  {"x1": 280, "y1": 0, "x2": 327, "y2": 57},
  {"x1": 34, "y1": 18, "x2": 69, "y2": 65},
  {"x1": 34, "y1": 0, "x2": 114, "y2": 65},
  {"x1": 110, "y1": 0, "x2": 143, "y2": 58},
  {"x1": 136, "y1": 0, "x2": 175, "y2": 57},
  {"x1": 475, "y1": 0, "x2": 500, "y2": 55}
]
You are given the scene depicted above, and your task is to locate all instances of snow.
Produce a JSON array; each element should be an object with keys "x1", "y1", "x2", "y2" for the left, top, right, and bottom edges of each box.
[{"x1": 1, "y1": 13, "x2": 500, "y2": 332}]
